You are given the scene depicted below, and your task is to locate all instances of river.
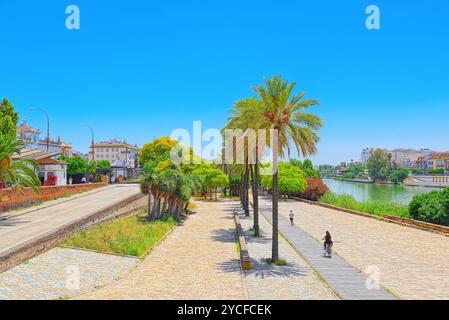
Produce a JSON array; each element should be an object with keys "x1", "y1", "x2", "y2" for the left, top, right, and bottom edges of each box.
[{"x1": 323, "y1": 178, "x2": 441, "y2": 204}]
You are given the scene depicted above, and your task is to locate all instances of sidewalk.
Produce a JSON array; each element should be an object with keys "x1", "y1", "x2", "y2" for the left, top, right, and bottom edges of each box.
[
  {"x1": 77, "y1": 200, "x2": 247, "y2": 300},
  {"x1": 259, "y1": 201, "x2": 395, "y2": 300}
]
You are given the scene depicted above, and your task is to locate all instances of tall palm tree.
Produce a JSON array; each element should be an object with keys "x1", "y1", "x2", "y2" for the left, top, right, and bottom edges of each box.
[
  {"x1": 254, "y1": 76, "x2": 322, "y2": 261},
  {"x1": 227, "y1": 98, "x2": 265, "y2": 236},
  {"x1": 0, "y1": 133, "x2": 41, "y2": 192}
]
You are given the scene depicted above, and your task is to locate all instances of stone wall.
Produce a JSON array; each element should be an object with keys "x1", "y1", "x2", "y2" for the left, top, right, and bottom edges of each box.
[{"x1": 0, "y1": 183, "x2": 107, "y2": 213}]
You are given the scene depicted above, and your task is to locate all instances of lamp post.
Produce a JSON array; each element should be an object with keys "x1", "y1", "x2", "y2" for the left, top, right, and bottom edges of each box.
[
  {"x1": 79, "y1": 124, "x2": 95, "y2": 183},
  {"x1": 29, "y1": 107, "x2": 50, "y2": 151}
]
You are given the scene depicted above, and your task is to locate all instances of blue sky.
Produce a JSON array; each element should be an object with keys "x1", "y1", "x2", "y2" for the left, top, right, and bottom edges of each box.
[{"x1": 1, "y1": 0, "x2": 448, "y2": 165}]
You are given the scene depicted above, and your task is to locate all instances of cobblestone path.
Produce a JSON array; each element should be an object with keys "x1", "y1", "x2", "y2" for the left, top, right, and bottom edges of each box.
[{"x1": 77, "y1": 200, "x2": 247, "y2": 300}]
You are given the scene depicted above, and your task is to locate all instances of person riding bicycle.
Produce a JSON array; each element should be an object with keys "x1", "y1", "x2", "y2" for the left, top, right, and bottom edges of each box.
[{"x1": 322, "y1": 231, "x2": 333, "y2": 250}]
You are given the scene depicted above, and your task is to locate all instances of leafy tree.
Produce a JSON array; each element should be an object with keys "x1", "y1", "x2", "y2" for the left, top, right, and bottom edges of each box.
[
  {"x1": 192, "y1": 164, "x2": 229, "y2": 200},
  {"x1": 318, "y1": 164, "x2": 336, "y2": 178},
  {"x1": 260, "y1": 162, "x2": 307, "y2": 198},
  {"x1": 0, "y1": 133, "x2": 41, "y2": 192},
  {"x1": 255, "y1": 76, "x2": 322, "y2": 261},
  {"x1": 139, "y1": 137, "x2": 179, "y2": 165},
  {"x1": 389, "y1": 168, "x2": 409, "y2": 184},
  {"x1": 290, "y1": 159, "x2": 321, "y2": 178},
  {"x1": 0, "y1": 98, "x2": 19, "y2": 137},
  {"x1": 366, "y1": 149, "x2": 392, "y2": 181},
  {"x1": 59, "y1": 156, "x2": 87, "y2": 175}
]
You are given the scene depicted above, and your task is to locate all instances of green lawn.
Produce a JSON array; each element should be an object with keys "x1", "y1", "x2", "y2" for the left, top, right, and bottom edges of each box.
[
  {"x1": 61, "y1": 210, "x2": 177, "y2": 258},
  {"x1": 319, "y1": 192, "x2": 409, "y2": 218}
]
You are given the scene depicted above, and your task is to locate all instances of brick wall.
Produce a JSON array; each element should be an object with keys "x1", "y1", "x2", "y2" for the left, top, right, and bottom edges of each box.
[{"x1": 0, "y1": 183, "x2": 107, "y2": 213}]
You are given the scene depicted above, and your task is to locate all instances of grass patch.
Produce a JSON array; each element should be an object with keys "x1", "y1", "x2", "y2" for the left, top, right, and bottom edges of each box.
[
  {"x1": 265, "y1": 258, "x2": 288, "y2": 266},
  {"x1": 61, "y1": 210, "x2": 177, "y2": 258},
  {"x1": 319, "y1": 192, "x2": 409, "y2": 218}
]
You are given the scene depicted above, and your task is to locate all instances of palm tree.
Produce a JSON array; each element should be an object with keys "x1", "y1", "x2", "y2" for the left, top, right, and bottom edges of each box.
[
  {"x1": 254, "y1": 76, "x2": 322, "y2": 261},
  {"x1": 0, "y1": 133, "x2": 41, "y2": 192},
  {"x1": 227, "y1": 98, "x2": 265, "y2": 236}
]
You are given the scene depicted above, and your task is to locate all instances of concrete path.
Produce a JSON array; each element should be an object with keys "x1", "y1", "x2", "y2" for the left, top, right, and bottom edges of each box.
[
  {"x1": 259, "y1": 201, "x2": 395, "y2": 300},
  {"x1": 0, "y1": 184, "x2": 141, "y2": 256},
  {"x1": 76, "y1": 200, "x2": 247, "y2": 300}
]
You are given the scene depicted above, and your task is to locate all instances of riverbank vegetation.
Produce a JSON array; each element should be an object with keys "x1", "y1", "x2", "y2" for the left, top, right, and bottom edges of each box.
[
  {"x1": 62, "y1": 209, "x2": 177, "y2": 257},
  {"x1": 319, "y1": 192, "x2": 409, "y2": 218}
]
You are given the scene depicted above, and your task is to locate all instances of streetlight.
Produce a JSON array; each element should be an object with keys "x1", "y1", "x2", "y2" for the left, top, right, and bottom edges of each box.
[
  {"x1": 79, "y1": 124, "x2": 95, "y2": 183},
  {"x1": 29, "y1": 107, "x2": 50, "y2": 151}
]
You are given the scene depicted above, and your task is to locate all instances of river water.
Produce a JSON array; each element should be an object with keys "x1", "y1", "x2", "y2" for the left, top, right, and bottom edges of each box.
[{"x1": 323, "y1": 178, "x2": 441, "y2": 204}]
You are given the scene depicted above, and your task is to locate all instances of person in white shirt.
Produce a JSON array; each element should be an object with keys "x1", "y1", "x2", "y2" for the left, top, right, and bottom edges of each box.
[{"x1": 289, "y1": 210, "x2": 294, "y2": 226}]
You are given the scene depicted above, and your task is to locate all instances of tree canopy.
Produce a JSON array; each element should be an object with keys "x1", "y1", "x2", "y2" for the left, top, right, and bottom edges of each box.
[
  {"x1": 0, "y1": 98, "x2": 19, "y2": 137},
  {"x1": 260, "y1": 162, "x2": 307, "y2": 196}
]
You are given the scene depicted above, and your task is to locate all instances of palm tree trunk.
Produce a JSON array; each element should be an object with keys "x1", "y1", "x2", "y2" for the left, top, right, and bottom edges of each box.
[
  {"x1": 162, "y1": 197, "x2": 168, "y2": 214},
  {"x1": 272, "y1": 142, "x2": 279, "y2": 261},
  {"x1": 251, "y1": 163, "x2": 260, "y2": 237},
  {"x1": 147, "y1": 188, "x2": 152, "y2": 217},
  {"x1": 150, "y1": 194, "x2": 159, "y2": 220},
  {"x1": 240, "y1": 173, "x2": 245, "y2": 207},
  {"x1": 244, "y1": 160, "x2": 249, "y2": 216}
]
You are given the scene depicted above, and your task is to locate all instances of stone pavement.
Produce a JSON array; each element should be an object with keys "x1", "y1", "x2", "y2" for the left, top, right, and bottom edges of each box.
[
  {"x1": 267, "y1": 197, "x2": 449, "y2": 300},
  {"x1": 76, "y1": 200, "x2": 247, "y2": 300},
  {"x1": 259, "y1": 205, "x2": 394, "y2": 300},
  {"x1": 0, "y1": 184, "x2": 141, "y2": 256},
  {"x1": 238, "y1": 208, "x2": 337, "y2": 300},
  {"x1": 0, "y1": 247, "x2": 139, "y2": 300}
]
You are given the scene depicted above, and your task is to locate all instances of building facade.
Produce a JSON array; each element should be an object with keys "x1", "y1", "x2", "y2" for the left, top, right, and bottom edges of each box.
[
  {"x1": 16, "y1": 120, "x2": 73, "y2": 157},
  {"x1": 90, "y1": 140, "x2": 139, "y2": 168}
]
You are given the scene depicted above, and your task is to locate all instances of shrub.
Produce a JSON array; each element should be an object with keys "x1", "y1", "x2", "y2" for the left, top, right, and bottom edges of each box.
[
  {"x1": 409, "y1": 188, "x2": 449, "y2": 226},
  {"x1": 299, "y1": 177, "x2": 329, "y2": 201},
  {"x1": 428, "y1": 168, "x2": 445, "y2": 175}
]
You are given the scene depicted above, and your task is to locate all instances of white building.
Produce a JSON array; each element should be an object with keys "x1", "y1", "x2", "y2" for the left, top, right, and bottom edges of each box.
[
  {"x1": 91, "y1": 140, "x2": 139, "y2": 168},
  {"x1": 13, "y1": 148, "x2": 68, "y2": 186}
]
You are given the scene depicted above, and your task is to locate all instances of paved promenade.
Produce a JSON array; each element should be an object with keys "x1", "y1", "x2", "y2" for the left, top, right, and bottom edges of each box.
[
  {"x1": 77, "y1": 200, "x2": 247, "y2": 300},
  {"x1": 238, "y1": 208, "x2": 337, "y2": 300},
  {"x1": 259, "y1": 205, "x2": 394, "y2": 300},
  {"x1": 0, "y1": 184, "x2": 141, "y2": 256},
  {"x1": 262, "y1": 197, "x2": 449, "y2": 300}
]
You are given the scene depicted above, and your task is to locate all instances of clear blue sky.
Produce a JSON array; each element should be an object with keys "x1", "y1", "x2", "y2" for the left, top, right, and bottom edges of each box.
[{"x1": 1, "y1": 0, "x2": 448, "y2": 165}]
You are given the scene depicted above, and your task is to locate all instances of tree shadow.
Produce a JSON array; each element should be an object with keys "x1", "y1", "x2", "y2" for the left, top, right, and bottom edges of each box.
[
  {"x1": 0, "y1": 215, "x2": 30, "y2": 228},
  {"x1": 217, "y1": 258, "x2": 310, "y2": 279},
  {"x1": 210, "y1": 228, "x2": 237, "y2": 243}
]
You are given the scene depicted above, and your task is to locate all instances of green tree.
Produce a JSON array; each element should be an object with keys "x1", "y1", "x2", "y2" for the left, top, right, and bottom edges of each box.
[
  {"x1": 0, "y1": 133, "x2": 41, "y2": 192},
  {"x1": 260, "y1": 162, "x2": 307, "y2": 198},
  {"x1": 0, "y1": 98, "x2": 19, "y2": 137},
  {"x1": 366, "y1": 149, "x2": 392, "y2": 181},
  {"x1": 290, "y1": 159, "x2": 321, "y2": 178},
  {"x1": 59, "y1": 156, "x2": 87, "y2": 175},
  {"x1": 255, "y1": 76, "x2": 322, "y2": 261},
  {"x1": 389, "y1": 168, "x2": 409, "y2": 184}
]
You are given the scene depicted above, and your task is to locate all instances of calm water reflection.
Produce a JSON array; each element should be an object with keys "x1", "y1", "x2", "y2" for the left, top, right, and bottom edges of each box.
[{"x1": 323, "y1": 179, "x2": 441, "y2": 204}]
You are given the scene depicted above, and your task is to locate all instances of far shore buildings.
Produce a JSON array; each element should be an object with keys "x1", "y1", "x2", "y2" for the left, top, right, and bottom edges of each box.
[{"x1": 361, "y1": 148, "x2": 449, "y2": 174}]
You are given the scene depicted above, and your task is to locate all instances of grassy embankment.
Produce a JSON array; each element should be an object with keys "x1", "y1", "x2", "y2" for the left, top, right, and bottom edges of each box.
[
  {"x1": 319, "y1": 192, "x2": 409, "y2": 218},
  {"x1": 62, "y1": 209, "x2": 177, "y2": 258}
]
